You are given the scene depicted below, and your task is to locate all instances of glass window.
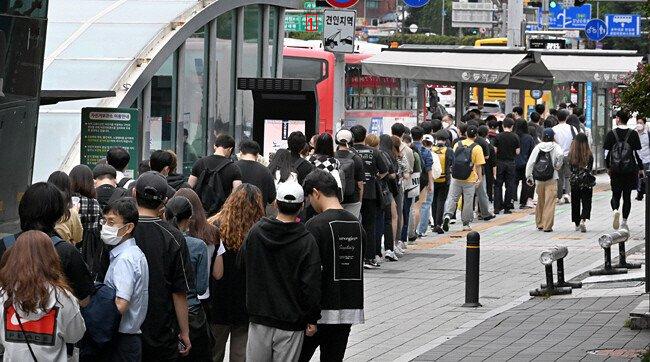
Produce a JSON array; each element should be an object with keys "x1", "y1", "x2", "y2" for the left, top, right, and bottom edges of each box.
[
  {"x1": 283, "y1": 57, "x2": 326, "y2": 81},
  {"x1": 149, "y1": 54, "x2": 174, "y2": 156},
  {"x1": 213, "y1": 11, "x2": 234, "y2": 142},
  {"x1": 180, "y1": 27, "x2": 206, "y2": 177},
  {"x1": 238, "y1": 5, "x2": 261, "y2": 141},
  {"x1": 269, "y1": 6, "x2": 278, "y2": 76}
]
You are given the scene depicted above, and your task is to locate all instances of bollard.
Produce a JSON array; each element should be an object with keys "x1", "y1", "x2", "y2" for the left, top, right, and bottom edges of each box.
[
  {"x1": 462, "y1": 231, "x2": 481, "y2": 308},
  {"x1": 530, "y1": 245, "x2": 573, "y2": 296},
  {"x1": 590, "y1": 227, "x2": 641, "y2": 276}
]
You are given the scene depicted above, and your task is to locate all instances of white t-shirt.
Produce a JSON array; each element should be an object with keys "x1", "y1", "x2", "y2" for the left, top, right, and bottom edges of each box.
[
  {"x1": 197, "y1": 242, "x2": 226, "y2": 300},
  {"x1": 552, "y1": 123, "x2": 578, "y2": 156}
]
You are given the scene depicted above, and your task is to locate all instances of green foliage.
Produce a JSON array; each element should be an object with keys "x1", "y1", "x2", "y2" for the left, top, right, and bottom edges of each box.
[
  {"x1": 617, "y1": 63, "x2": 650, "y2": 117},
  {"x1": 286, "y1": 32, "x2": 322, "y2": 41},
  {"x1": 378, "y1": 34, "x2": 481, "y2": 46},
  {"x1": 404, "y1": 0, "x2": 453, "y2": 36}
]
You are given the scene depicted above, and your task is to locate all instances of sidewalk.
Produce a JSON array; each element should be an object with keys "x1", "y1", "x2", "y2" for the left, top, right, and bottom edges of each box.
[{"x1": 340, "y1": 179, "x2": 648, "y2": 361}]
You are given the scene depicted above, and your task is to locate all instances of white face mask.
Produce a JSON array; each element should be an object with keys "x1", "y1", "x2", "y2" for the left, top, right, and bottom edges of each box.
[
  {"x1": 100, "y1": 224, "x2": 126, "y2": 246},
  {"x1": 636, "y1": 124, "x2": 645, "y2": 132}
]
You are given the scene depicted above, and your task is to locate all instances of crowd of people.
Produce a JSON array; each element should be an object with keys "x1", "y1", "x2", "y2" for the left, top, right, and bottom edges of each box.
[{"x1": 0, "y1": 101, "x2": 647, "y2": 361}]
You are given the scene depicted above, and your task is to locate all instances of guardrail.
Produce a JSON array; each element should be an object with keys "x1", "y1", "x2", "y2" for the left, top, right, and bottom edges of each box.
[
  {"x1": 590, "y1": 226, "x2": 642, "y2": 276},
  {"x1": 530, "y1": 245, "x2": 581, "y2": 296}
]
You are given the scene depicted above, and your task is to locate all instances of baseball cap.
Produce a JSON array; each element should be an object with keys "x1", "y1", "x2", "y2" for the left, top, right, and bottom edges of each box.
[
  {"x1": 335, "y1": 129, "x2": 353, "y2": 146},
  {"x1": 276, "y1": 181, "x2": 304, "y2": 204},
  {"x1": 93, "y1": 164, "x2": 117, "y2": 179},
  {"x1": 135, "y1": 171, "x2": 168, "y2": 202},
  {"x1": 543, "y1": 128, "x2": 555, "y2": 141},
  {"x1": 422, "y1": 134, "x2": 435, "y2": 144},
  {"x1": 467, "y1": 125, "x2": 478, "y2": 138}
]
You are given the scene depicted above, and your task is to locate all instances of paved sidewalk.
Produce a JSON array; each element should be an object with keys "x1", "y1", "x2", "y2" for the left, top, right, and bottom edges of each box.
[{"x1": 341, "y1": 180, "x2": 647, "y2": 361}]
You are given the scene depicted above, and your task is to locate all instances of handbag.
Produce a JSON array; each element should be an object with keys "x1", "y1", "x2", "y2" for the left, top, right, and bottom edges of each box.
[{"x1": 570, "y1": 166, "x2": 596, "y2": 188}]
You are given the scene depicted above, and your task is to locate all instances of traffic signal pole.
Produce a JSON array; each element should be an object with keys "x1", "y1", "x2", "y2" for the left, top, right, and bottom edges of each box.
[
  {"x1": 505, "y1": 0, "x2": 524, "y2": 113},
  {"x1": 541, "y1": 0, "x2": 550, "y2": 30}
]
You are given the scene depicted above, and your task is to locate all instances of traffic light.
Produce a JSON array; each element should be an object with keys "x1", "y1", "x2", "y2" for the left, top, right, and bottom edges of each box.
[
  {"x1": 549, "y1": 0, "x2": 558, "y2": 9},
  {"x1": 573, "y1": 0, "x2": 587, "y2": 6}
]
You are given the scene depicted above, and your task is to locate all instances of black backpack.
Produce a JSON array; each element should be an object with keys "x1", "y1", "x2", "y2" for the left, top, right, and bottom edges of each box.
[
  {"x1": 194, "y1": 160, "x2": 233, "y2": 215},
  {"x1": 117, "y1": 177, "x2": 132, "y2": 188},
  {"x1": 610, "y1": 129, "x2": 636, "y2": 174},
  {"x1": 533, "y1": 150, "x2": 554, "y2": 181},
  {"x1": 451, "y1": 142, "x2": 477, "y2": 180},
  {"x1": 335, "y1": 151, "x2": 357, "y2": 197}
]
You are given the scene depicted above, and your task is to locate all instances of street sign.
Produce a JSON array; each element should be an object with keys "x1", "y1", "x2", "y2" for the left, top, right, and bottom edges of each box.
[
  {"x1": 304, "y1": 1, "x2": 317, "y2": 9},
  {"x1": 585, "y1": 18, "x2": 607, "y2": 41},
  {"x1": 404, "y1": 0, "x2": 430, "y2": 7},
  {"x1": 548, "y1": 3, "x2": 591, "y2": 29},
  {"x1": 585, "y1": 82, "x2": 592, "y2": 129},
  {"x1": 529, "y1": 38, "x2": 566, "y2": 49},
  {"x1": 323, "y1": 9, "x2": 356, "y2": 53},
  {"x1": 605, "y1": 14, "x2": 641, "y2": 37},
  {"x1": 325, "y1": 0, "x2": 358, "y2": 8},
  {"x1": 530, "y1": 90, "x2": 543, "y2": 100},
  {"x1": 452, "y1": 1, "x2": 495, "y2": 29},
  {"x1": 285, "y1": 12, "x2": 324, "y2": 32},
  {"x1": 409, "y1": 24, "x2": 419, "y2": 33}
]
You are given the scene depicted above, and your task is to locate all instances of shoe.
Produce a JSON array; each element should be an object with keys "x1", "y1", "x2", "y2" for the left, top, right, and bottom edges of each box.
[
  {"x1": 363, "y1": 260, "x2": 377, "y2": 269},
  {"x1": 449, "y1": 217, "x2": 457, "y2": 225},
  {"x1": 612, "y1": 210, "x2": 620, "y2": 230},
  {"x1": 462, "y1": 223, "x2": 472, "y2": 231},
  {"x1": 544, "y1": 229, "x2": 553, "y2": 232},
  {"x1": 537, "y1": 227, "x2": 543, "y2": 231},
  {"x1": 620, "y1": 220, "x2": 628, "y2": 230},
  {"x1": 407, "y1": 234, "x2": 418, "y2": 242},
  {"x1": 563, "y1": 194, "x2": 571, "y2": 204},
  {"x1": 396, "y1": 240, "x2": 407, "y2": 250},
  {"x1": 481, "y1": 215, "x2": 495, "y2": 221},
  {"x1": 394, "y1": 245, "x2": 405, "y2": 256},
  {"x1": 636, "y1": 193, "x2": 644, "y2": 201},
  {"x1": 385, "y1": 250, "x2": 399, "y2": 262},
  {"x1": 575, "y1": 224, "x2": 580, "y2": 231},
  {"x1": 526, "y1": 200, "x2": 535, "y2": 209},
  {"x1": 493, "y1": 209, "x2": 502, "y2": 215},
  {"x1": 374, "y1": 255, "x2": 383, "y2": 265},
  {"x1": 434, "y1": 226, "x2": 444, "y2": 234},
  {"x1": 503, "y1": 209, "x2": 512, "y2": 214},
  {"x1": 442, "y1": 215, "x2": 450, "y2": 232},
  {"x1": 580, "y1": 220, "x2": 586, "y2": 233}
]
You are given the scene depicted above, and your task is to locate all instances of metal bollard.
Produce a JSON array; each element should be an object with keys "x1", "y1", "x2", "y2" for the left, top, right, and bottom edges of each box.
[
  {"x1": 590, "y1": 227, "x2": 641, "y2": 276},
  {"x1": 530, "y1": 245, "x2": 573, "y2": 296},
  {"x1": 462, "y1": 231, "x2": 481, "y2": 308}
]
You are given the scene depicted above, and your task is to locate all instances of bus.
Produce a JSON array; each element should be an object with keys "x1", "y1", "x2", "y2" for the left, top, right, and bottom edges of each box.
[{"x1": 282, "y1": 47, "x2": 419, "y2": 135}]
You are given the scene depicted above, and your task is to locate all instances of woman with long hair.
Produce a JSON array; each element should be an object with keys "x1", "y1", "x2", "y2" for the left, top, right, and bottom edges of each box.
[
  {"x1": 308, "y1": 133, "x2": 344, "y2": 195},
  {"x1": 0, "y1": 230, "x2": 85, "y2": 360},
  {"x1": 515, "y1": 119, "x2": 536, "y2": 209},
  {"x1": 165, "y1": 195, "x2": 217, "y2": 361},
  {"x1": 369, "y1": 134, "x2": 397, "y2": 262},
  {"x1": 69, "y1": 164, "x2": 104, "y2": 277},
  {"x1": 47, "y1": 171, "x2": 83, "y2": 244},
  {"x1": 568, "y1": 133, "x2": 594, "y2": 232},
  {"x1": 268, "y1": 148, "x2": 298, "y2": 186},
  {"x1": 207, "y1": 184, "x2": 265, "y2": 362}
]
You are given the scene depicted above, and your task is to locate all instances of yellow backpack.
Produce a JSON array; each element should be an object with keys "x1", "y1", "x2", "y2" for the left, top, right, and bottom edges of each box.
[{"x1": 432, "y1": 146, "x2": 447, "y2": 183}]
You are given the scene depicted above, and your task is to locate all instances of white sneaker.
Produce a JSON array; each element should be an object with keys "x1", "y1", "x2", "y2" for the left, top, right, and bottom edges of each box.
[
  {"x1": 612, "y1": 210, "x2": 620, "y2": 230},
  {"x1": 563, "y1": 194, "x2": 571, "y2": 204},
  {"x1": 620, "y1": 220, "x2": 628, "y2": 230},
  {"x1": 525, "y1": 199, "x2": 535, "y2": 209},
  {"x1": 396, "y1": 240, "x2": 407, "y2": 250},
  {"x1": 580, "y1": 220, "x2": 587, "y2": 233},
  {"x1": 385, "y1": 250, "x2": 398, "y2": 262},
  {"x1": 394, "y1": 245, "x2": 405, "y2": 256},
  {"x1": 375, "y1": 255, "x2": 383, "y2": 265}
]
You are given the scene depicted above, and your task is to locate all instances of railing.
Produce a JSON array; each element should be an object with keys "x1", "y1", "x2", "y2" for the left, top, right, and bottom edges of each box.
[{"x1": 346, "y1": 94, "x2": 418, "y2": 111}]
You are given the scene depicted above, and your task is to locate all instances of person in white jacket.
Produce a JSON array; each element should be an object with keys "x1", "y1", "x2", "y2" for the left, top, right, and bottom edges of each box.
[{"x1": 526, "y1": 128, "x2": 564, "y2": 232}]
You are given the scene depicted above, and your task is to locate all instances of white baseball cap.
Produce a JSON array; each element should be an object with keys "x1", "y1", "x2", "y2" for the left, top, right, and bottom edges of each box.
[
  {"x1": 423, "y1": 134, "x2": 435, "y2": 144},
  {"x1": 276, "y1": 181, "x2": 304, "y2": 204},
  {"x1": 335, "y1": 129, "x2": 353, "y2": 146}
]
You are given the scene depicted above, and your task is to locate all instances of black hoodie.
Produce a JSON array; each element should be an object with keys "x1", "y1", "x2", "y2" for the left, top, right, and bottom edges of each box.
[
  {"x1": 167, "y1": 173, "x2": 190, "y2": 191},
  {"x1": 243, "y1": 217, "x2": 321, "y2": 331}
]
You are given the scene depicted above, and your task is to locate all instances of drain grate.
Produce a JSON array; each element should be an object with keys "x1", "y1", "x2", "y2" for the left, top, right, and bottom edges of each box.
[
  {"x1": 587, "y1": 349, "x2": 646, "y2": 358},
  {"x1": 583, "y1": 281, "x2": 644, "y2": 289}
]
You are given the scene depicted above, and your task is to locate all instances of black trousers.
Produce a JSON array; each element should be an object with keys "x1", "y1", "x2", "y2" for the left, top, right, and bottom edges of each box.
[
  {"x1": 571, "y1": 184, "x2": 593, "y2": 226},
  {"x1": 360, "y1": 199, "x2": 377, "y2": 260},
  {"x1": 432, "y1": 183, "x2": 449, "y2": 227},
  {"x1": 611, "y1": 183, "x2": 632, "y2": 219},
  {"x1": 299, "y1": 324, "x2": 352, "y2": 362},
  {"x1": 516, "y1": 165, "x2": 535, "y2": 206},
  {"x1": 181, "y1": 307, "x2": 212, "y2": 361},
  {"x1": 81, "y1": 333, "x2": 142, "y2": 362},
  {"x1": 494, "y1": 160, "x2": 517, "y2": 211},
  {"x1": 375, "y1": 205, "x2": 393, "y2": 253},
  {"x1": 485, "y1": 164, "x2": 495, "y2": 201}
]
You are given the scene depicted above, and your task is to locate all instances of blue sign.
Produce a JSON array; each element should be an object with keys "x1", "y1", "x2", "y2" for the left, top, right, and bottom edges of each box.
[
  {"x1": 585, "y1": 82, "x2": 592, "y2": 129},
  {"x1": 605, "y1": 14, "x2": 641, "y2": 38},
  {"x1": 548, "y1": 4, "x2": 591, "y2": 29},
  {"x1": 404, "y1": 0, "x2": 430, "y2": 7},
  {"x1": 585, "y1": 18, "x2": 607, "y2": 41}
]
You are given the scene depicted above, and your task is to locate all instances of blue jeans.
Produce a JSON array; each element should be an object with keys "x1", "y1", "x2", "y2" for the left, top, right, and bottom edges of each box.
[
  {"x1": 417, "y1": 189, "x2": 433, "y2": 235},
  {"x1": 400, "y1": 196, "x2": 413, "y2": 241}
]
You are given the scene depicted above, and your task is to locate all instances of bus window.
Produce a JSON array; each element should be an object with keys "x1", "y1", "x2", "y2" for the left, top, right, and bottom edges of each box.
[{"x1": 282, "y1": 57, "x2": 327, "y2": 82}]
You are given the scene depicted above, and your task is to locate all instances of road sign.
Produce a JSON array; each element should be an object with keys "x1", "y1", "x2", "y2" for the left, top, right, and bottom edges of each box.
[
  {"x1": 585, "y1": 18, "x2": 607, "y2": 41},
  {"x1": 325, "y1": 0, "x2": 358, "y2": 8},
  {"x1": 529, "y1": 38, "x2": 566, "y2": 49},
  {"x1": 548, "y1": 3, "x2": 591, "y2": 29},
  {"x1": 323, "y1": 9, "x2": 356, "y2": 53},
  {"x1": 605, "y1": 14, "x2": 641, "y2": 37},
  {"x1": 404, "y1": 0, "x2": 430, "y2": 7},
  {"x1": 304, "y1": 1, "x2": 317, "y2": 9},
  {"x1": 452, "y1": 1, "x2": 494, "y2": 29},
  {"x1": 585, "y1": 82, "x2": 592, "y2": 129},
  {"x1": 285, "y1": 12, "x2": 324, "y2": 32},
  {"x1": 530, "y1": 90, "x2": 543, "y2": 100},
  {"x1": 409, "y1": 23, "x2": 418, "y2": 33}
]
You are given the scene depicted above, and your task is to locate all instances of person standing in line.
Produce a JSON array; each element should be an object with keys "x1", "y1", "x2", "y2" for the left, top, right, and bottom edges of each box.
[
  {"x1": 442, "y1": 126, "x2": 485, "y2": 232},
  {"x1": 101, "y1": 198, "x2": 149, "y2": 360},
  {"x1": 0, "y1": 231, "x2": 86, "y2": 361},
  {"x1": 473, "y1": 124, "x2": 495, "y2": 221},
  {"x1": 603, "y1": 110, "x2": 644, "y2": 230},
  {"x1": 374, "y1": 134, "x2": 400, "y2": 262},
  {"x1": 107, "y1": 146, "x2": 135, "y2": 189},
  {"x1": 529, "y1": 112, "x2": 544, "y2": 142},
  {"x1": 299, "y1": 170, "x2": 365, "y2": 362},
  {"x1": 492, "y1": 118, "x2": 520, "y2": 214},
  {"x1": 132, "y1": 171, "x2": 193, "y2": 359},
  {"x1": 350, "y1": 125, "x2": 388, "y2": 269},
  {"x1": 93, "y1": 164, "x2": 127, "y2": 210},
  {"x1": 334, "y1": 129, "x2": 365, "y2": 219},
  {"x1": 402, "y1": 135, "x2": 423, "y2": 244},
  {"x1": 430, "y1": 131, "x2": 453, "y2": 234},
  {"x1": 48, "y1": 171, "x2": 83, "y2": 245},
  {"x1": 635, "y1": 116, "x2": 650, "y2": 201},
  {"x1": 568, "y1": 133, "x2": 595, "y2": 232},
  {"x1": 552, "y1": 109, "x2": 579, "y2": 204},
  {"x1": 207, "y1": 184, "x2": 265, "y2": 362},
  {"x1": 391, "y1": 123, "x2": 413, "y2": 252},
  {"x1": 417, "y1": 134, "x2": 442, "y2": 237},
  {"x1": 243, "y1": 181, "x2": 321, "y2": 362},
  {"x1": 287, "y1": 131, "x2": 316, "y2": 184},
  {"x1": 308, "y1": 133, "x2": 344, "y2": 196},
  {"x1": 486, "y1": 118, "x2": 499, "y2": 202},
  {"x1": 236, "y1": 140, "x2": 277, "y2": 207},
  {"x1": 515, "y1": 119, "x2": 536, "y2": 209},
  {"x1": 525, "y1": 129, "x2": 564, "y2": 232},
  {"x1": 412, "y1": 128, "x2": 437, "y2": 238}
]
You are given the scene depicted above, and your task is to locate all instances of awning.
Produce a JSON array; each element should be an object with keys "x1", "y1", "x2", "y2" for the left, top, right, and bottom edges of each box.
[
  {"x1": 541, "y1": 55, "x2": 642, "y2": 84},
  {"x1": 362, "y1": 50, "x2": 554, "y2": 89},
  {"x1": 39, "y1": 90, "x2": 116, "y2": 105}
]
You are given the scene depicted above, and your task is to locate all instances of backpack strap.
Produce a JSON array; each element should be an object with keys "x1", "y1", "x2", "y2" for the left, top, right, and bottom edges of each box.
[
  {"x1": 210, "y1": 159, "x2": 233, "y2": 174},
  {"x1": 623, "y1": 128, "x2": 632, "y2": 143},
  {"x1": 117, "y1": 177, "x2": 132, "y2": 188},
  {"x1": 613, "y1": 129, "x2": 620, "y2": 143}
]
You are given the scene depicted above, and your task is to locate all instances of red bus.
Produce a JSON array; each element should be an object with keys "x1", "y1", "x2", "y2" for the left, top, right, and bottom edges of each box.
[{"x1": 282, "y1": 47, "x2": 418, "y2": 135}]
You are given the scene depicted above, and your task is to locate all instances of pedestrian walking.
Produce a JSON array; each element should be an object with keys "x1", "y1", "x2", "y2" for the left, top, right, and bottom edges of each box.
[
  {"x1": 493, "y1": 118, "x2": 520, "y2": 214},
  {"x1": 568, "y1": 133, "x2": 595, "y2": 232},
  {"x1": 391, "y1": 123, "x2": 413, "y2": 252},
  {"x1": 443, "y1": 125, "x2": 485, "y2": 231},
  {"x1": 101, "y1": 198, "x2": 149, "y2": 360},
  {"x1": 335, "y1": 129, "x2": 365, "y2": 219},
  {"x1": 431, "y1": 131, "x2": 453, "y2": 234},
  {"x1": 107, "y1": 146, "x2": 134, "y2": 189},
  {"x1": 243, "y1": 181, "x2": 321, "y2": 362},
  {"x1": 474, "y1": 124, "x2": 495, "y2": 221},
  {"x1": 552, "y1": 109, "x2": 579, "y2": 204},
  {"x1": 47, "y1": 171, "x2": 83, "y2": 245},
  {"x1": 634, "y1": 116, "x2": 650, "y2": 201},
  {"x1": 299, "y1": 170, "x2": 365, "y2": 362},
  {"x1": 207, "y1": 184, "x2": 265, "y2": 362},
  {"x1": 525, "y1": 129, "x2": 564, "y2": 232},
  {"x1": 0, "y1": 231, "x2": 86, "y2": 361},
  {"x1": 236, "y1": 140, "x2": 276, "y2": 206},
  {"x1": 603, "y1": 110, "x2": 644, "y2": 230},
  {"x1": 515, "y1": 119, "x2": 536, "y2": 209}
]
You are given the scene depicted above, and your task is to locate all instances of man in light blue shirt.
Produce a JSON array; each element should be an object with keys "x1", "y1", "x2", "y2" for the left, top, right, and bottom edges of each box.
[{"x1": 101, "y1": 198, "x2": 149, "y2": 361}]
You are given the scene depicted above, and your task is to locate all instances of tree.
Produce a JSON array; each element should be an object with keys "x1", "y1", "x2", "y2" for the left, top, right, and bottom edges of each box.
[
  {"x1": 405, "y1": 1, "x2": 454, "y2": 36},
  {"x1": 617, "y1": 63, "x2": 650, "y2": 117}
]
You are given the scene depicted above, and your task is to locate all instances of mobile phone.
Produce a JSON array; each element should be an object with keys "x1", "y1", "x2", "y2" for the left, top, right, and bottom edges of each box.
[{"x1": 178, "y1": 338, "x2": 186, "y2": 352}]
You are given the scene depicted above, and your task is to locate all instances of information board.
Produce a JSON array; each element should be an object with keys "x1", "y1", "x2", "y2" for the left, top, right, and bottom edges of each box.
[
  {"x1": 605, "y1": 14, "x2": 641, "y2": 38},
  {"x1": 263, "y1": 119, "x2": 306, "y2": 159},
  {"x1": 81, "y1": 107, "x2": 139, "y2": 175}
]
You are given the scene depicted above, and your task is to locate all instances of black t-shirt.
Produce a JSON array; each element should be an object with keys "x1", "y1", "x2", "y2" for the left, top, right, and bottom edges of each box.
[
  {"x1": 290, "y1": 154, "x2": 315, "y2": 184},
  {"x1": 603, "y1": 128, "x2": 643, "y2": 172},
  {"x1": 134, "y1": 217, "x2": 193, "y2": 359},
  {"x1": 335, "y1": 149, "x2": 365, "y2": 204},
  {"x1": 305, "y1": 209, "x2": 364, "y2": 312},
  {"x1": 191, "y1": 155, "x2": 242, "y2": 199},
  {"x1": 55, "y1": 237, "x2": 94, "y2": 301},
  {"x1": 351, "y1": 144, "x2": 388, "y2": 200},
  {"x1": 236, "y1": 160, "x2": 277, "y2": 205},
  {"x1": 210, "y1": 247, "x2": 247, "y2": 325},
  {"x1": 493, "y1": 131, "x2": 521, "y2": 162}
]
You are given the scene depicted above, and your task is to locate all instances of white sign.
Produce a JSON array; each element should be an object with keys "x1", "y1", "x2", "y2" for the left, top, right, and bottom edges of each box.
[
  {"x1": 263, "y1": 119, "x2": 306, "y2": 159},
  {"x1": 323, "y1": 9, "x2": 356, "y2": 53}
]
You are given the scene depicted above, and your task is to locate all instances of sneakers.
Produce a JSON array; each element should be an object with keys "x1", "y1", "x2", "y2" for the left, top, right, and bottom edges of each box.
[
  {"x1": 544, "y1": 229, "x2": 553, "y2": 232},
  {"x1": 579, "y1": 220, "x2": 587, "y2": 233},
  {"x1": 620, "y1": 220, "x2": 628, "y2": 230},
  {"x1": 525, "y1": 199, "x2": 535, "y2": 209},
  {"x1": 563, "y1": 194, "x2": 571, "y2": 204},
  {"x1": 462, "y1": 223, "x2": 472, "y2": 231},
  {"x1": 442, "y1": 215, "x2": 450, "y2": 232},
  {"x1": 612, "y1": 210, "x2": 620, "y2": 230},
  {"x1": 575, "y1": 224, "x2": 581, "y2": 231},
  {"x1": 636, "y1": 193, "x2": 644, "y2": 201},
  {"x1": 385, "y1": 250, "x2": 399, "y2": 262},
  {"x1": 433, "y1": 226, "x2": 445, "y2": 234},
  {"x1": 503, "y1": 209, "x2": 512, "y2": 214},
  {"x1": 396, "y1": 240, "x2": 407, "y2": 250},
  {"x1": 394, "y1": 245, "x2": 405, "y2": 256},
  {"x1": 481, "y1": 214, "x2": 495, "y2": 221},
  {"x1": 363, "y1": 259, "x2": 379, "y2": 269},
  {"x1": 374, "y1": 255, "x2": 383, "y2": 265}
]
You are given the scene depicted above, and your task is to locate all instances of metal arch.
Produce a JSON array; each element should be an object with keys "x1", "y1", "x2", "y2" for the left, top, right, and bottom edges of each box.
[{"x1": 119, "y1": 0, "x2": 301, "y2": 108}]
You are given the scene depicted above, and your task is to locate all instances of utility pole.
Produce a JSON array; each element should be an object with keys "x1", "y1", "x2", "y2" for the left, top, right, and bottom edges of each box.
[
  {"x1": 541, "y1": 0, "x2": 549, "y2": 30},
  {"x1": 442, "y1": 0, "x2": 446, "y2": 35},
  {"x1": 505, "y1": 0, "x2": 523, "y2": 113}
]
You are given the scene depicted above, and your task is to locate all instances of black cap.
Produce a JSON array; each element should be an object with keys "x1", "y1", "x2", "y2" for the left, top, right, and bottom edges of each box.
[
  {"x1": 135, "y1": 171, "x2": 168, "y2": 202},
  {"x1": 467, "y1": 125, "x2": 478, "y2": 138},
  {"x1": 93, "y1": 164, "x2": 117, "y2": 179}
]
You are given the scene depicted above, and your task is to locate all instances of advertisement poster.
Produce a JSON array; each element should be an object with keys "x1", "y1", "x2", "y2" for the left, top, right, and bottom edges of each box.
[
  {"x1": 81, "y1": 107, "x2": 139, "y2": 175},
  {"x1": 263, "y1": 119, "x2": 305, "y2": 159}
]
